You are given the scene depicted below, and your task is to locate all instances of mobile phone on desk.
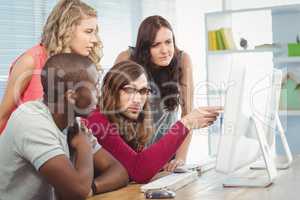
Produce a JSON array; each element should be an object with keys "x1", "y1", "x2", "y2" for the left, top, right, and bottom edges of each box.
[{"x1": 145, "y1": 189, "x2": 176, "y2": 199}]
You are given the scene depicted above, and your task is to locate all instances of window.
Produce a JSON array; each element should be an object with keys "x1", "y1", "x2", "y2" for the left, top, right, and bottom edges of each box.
[
  {"x1": 0, "y1": 0, "x2": 178, "y2": 98},
  {"x1": 0, "y1": 0, "x2": 55, "y2": 99}
]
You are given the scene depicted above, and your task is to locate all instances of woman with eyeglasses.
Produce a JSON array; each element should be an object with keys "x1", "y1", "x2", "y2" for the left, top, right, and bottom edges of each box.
[
  {"x1": 87, "y1": 60, "x2": 221, "y2": 183},
  {"x1": 115, "y1": 15, "x2": 194, "y2": 172}
]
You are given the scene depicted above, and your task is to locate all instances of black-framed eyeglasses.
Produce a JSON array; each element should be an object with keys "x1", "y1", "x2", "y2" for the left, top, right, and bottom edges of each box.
[{"x1": 121, "y1": 86, "x2": 152, "y2": 96}]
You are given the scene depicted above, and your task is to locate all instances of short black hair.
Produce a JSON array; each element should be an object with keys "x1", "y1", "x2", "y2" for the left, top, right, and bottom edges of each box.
[{"x1": 41, "y1": 53, "x2": 95, "y2": 103}]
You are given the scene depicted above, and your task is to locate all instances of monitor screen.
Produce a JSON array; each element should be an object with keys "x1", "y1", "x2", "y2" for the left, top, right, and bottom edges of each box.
[{"x1": 215, "y1": 64, "x2": 272, "y2": 174}]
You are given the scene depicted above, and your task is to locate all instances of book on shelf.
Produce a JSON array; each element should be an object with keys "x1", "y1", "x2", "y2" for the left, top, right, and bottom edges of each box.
[
  {"x1": 208, "y1": 31, "x2": 218, "y2": 51},
  {"x1": 208, "y1": 27, "x2": 236, "y2": 51},
  {"x1": 220, "y1": 28, "x2": 236, "y2": 50},
  {"x1": 216, "y1": 30, "x2": 225, "y2": 50}
]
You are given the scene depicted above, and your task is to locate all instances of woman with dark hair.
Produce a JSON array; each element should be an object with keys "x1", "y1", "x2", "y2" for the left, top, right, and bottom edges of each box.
[
  {"x1": 87, "y1": 60, "x2": 220, "y2": 183},
  {"x1": 115, "y1": 15, "x2": 194, "y2": 171}
]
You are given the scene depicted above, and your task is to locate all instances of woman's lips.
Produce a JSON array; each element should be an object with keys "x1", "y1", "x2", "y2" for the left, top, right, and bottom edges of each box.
[
  {"x1": 128, "y1": 106, "x2": 141, "y2": 112},
  {"x1": 160, "y1": 56, "x2": 169, "y2": 60}
]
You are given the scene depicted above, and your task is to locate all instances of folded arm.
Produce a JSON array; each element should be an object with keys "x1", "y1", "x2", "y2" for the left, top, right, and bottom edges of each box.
[{"x1": 92, "y1": 148, "x2": 129, "y2": 194}]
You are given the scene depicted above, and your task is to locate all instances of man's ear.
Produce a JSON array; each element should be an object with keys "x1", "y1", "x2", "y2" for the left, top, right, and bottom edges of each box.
[{"x1": 65, "y1": 89, "x2": 77, "y2": 105}]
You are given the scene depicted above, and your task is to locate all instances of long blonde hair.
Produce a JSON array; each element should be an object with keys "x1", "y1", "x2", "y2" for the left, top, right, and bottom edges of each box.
[{"x1": 41, "y1": 0, "x2": 102, "y2": 70}]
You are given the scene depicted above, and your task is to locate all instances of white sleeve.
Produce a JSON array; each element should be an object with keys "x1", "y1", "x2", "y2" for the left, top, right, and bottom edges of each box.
[{"x1": 15, "y1": 126, "x2": 67, "y2": 171}]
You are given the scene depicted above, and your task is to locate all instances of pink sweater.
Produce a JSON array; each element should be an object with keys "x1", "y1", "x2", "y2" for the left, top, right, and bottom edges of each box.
[
  {"x1": 0, "y1": 44, "x2": 47, "y2": 133},
  {"x1": 86, "y1": 110, "x2": 189, "y2": 183}
]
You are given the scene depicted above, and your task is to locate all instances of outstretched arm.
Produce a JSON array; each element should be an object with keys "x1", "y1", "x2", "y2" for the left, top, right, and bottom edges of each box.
[
  {"x1": 87, "y1": 111, "x2": 189, "y2": 183},
  {"x1": 87, "y1": 106, "x2": 220, "y2": 184}
]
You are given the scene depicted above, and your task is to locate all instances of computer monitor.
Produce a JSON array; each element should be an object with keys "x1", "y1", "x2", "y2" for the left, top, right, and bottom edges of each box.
[
  {"x1": 250, "y1": 69, "x2": 293, "y2": 170},
  {"x1": 215, "y1": 64, "x2": 278, "y2": 187}
]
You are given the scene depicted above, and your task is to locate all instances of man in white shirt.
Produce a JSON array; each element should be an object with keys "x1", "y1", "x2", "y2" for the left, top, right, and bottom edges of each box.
[{"x1": 0, "y1": 53, "x2": 128, "y2": 200}]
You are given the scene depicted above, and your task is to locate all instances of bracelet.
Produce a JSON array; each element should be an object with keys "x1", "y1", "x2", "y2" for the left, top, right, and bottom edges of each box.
[{"x1": 91, "y1": 180, "x2": 97, "y2": 195}]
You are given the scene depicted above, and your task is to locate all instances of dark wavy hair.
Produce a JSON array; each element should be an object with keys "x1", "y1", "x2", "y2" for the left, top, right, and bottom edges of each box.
[
  {"x1": 131, "y1": 15, "x2": 181, "y2": 111},
  {"x1": 99, "y1": 61, "x2": 154, "y2": 150}
]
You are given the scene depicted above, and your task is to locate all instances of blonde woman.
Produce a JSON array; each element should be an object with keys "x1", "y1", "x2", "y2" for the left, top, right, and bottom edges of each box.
[{"x1": 0, "y1": 0, "x2": 102, "y2": 133}]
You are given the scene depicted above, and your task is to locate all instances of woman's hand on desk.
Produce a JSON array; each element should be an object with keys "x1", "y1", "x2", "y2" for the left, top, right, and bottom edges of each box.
[{"x1": 163, "y1": 158, "x2": 185, "y2": 172}]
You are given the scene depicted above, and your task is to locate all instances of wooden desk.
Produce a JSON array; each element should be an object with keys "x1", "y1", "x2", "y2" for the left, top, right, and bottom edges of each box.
[{"x1": 88, "y1": 155, "x2": 300, "y2": 200}]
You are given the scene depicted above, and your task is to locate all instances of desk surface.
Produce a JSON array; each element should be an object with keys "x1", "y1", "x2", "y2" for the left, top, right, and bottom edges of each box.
[{"x1": 89, "y1": 155, "x2": 300, "y2": 200}]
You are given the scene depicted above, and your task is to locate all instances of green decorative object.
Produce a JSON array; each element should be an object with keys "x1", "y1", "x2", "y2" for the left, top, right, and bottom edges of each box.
[
  {"x1": 280, "y1": 78, "x2": 300, "y2": 110},
  {"x1": 288, "y1": 43, "x2": 300, "y2": 57}
]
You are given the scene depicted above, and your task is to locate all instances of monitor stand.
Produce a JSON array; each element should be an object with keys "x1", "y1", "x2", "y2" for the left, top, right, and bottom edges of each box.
[
  {"x1": 250, "y1": 113, "x2": 293, "y2": 170},
  {"x1": 223, "y1": 118, "x2": 278, "y2": 188}
]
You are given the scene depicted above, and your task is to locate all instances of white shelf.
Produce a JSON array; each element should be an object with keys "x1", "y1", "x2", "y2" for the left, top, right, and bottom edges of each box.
[
  {"x1": 273, "y1": 57, "x2": 300, "y2": 64},
  {"x1": 206, "y1": 4, "x2": 300, "y2": 16},
  {"x1": 208, "y1": 48, "x2": 273, "y2": 55},
  {"x1": 279, "y1": 110, "x2": 300, "y2": 116}
]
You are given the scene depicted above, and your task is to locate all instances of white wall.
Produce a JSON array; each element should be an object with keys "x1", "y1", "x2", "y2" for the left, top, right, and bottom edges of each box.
[{"x1": 175, "y1": 0, "x2": 223, "y2": 163}]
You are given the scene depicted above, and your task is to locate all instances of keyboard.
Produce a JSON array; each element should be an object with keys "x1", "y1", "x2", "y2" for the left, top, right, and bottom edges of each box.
[
  {"x1": 175, "y1": 157, "x2": 216, "y2": 175},
  {"x1": 198, "y1": 157, "x2": 217, "y2": 174},
  {"x1": 140, "y1": 171, "x2": 198, "y2": 192}
]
